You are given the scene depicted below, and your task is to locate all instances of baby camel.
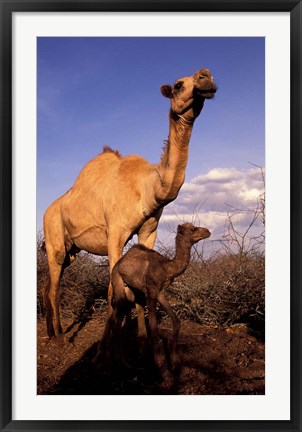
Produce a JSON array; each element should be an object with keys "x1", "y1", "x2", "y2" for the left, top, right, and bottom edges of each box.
[{"x1": 94, "y1": 223, "x2": 211, "y2": 371}]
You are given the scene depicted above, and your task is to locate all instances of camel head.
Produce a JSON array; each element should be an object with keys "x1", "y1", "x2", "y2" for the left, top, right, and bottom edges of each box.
[
  {"x1": 177, "y1": 223, "x2": 211, "y2": 244},
  {"x1": 160, "y1": 68, "x2": 217, "y2": 121}
]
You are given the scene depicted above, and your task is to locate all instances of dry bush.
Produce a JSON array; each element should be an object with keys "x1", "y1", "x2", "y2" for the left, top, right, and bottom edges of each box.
[
  {"x1": 168, "y1": 252, "x2": 264, "y2": 331},
  {"x1": 167, "y1": 173, "x2": 265, "y2": 334},
  {"x1": 59, "y1": 254, "x2": 109, "y2": 320},
  {"x1": 37, "y1": 232, "x2": 264, "y2": 331},
  {"x1": 37, "y1": 232, "x2": 49, "y2": 315},
  {"x1": 37, "y1": 168, "x2": 265, "y2": 333}
]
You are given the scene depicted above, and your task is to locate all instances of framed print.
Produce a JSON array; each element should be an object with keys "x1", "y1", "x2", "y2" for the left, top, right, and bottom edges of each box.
[{"x1": 1, "y1": 1, "x2": 301, "y2": 431}]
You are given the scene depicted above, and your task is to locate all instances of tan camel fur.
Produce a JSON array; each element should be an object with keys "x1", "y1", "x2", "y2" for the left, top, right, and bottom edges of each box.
[
  {"x1": 94, "y1": 223, "x2": 211, "y2": 371},
  {"x1": 43, "y1": 68, "x2": 216, "y2": 341}
]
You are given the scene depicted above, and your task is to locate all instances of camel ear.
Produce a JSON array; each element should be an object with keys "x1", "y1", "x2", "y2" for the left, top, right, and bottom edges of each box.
[
  {"x1": 160, "y1": 84, "x2": 173, "y2": 99},
  {"x1": 177, "y1": 225, "x2": 185, "y2": 234}
]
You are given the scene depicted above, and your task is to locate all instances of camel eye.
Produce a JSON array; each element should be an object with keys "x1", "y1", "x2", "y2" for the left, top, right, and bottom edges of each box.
[
  {"x1": 174, "y1": 82, "x2": 183, "y2": 91},
  {"x1": 191, "y1": 227, "x2": 197, "y2": 232}
]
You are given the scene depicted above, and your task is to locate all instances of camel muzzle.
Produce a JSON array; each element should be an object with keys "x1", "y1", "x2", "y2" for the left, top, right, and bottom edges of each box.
[{"x1": 200, "y1": 228, "x2": 211, "y2": 239}]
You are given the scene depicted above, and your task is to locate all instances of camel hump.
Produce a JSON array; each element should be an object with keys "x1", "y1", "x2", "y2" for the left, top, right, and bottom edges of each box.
[{"x1": 102, "y1": 146, "x2": 121, "y2": 158}]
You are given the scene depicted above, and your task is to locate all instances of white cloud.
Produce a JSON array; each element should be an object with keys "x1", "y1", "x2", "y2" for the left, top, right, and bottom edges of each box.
[
  {"x1": 156, "y1": 166, "x2": 265, "y2": 255},
  {"x1": 163, "y1": 166, "x2": 264, "y2": 216}
]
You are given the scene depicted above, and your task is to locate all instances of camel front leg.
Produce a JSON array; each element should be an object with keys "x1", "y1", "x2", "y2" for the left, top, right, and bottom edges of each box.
[
  {"x1": 93, "y1": 302, "x2": 124, "y2": 366},
  {"x1": 93, "y1": 238, "x2": 123, "y2": 364},
  {"x1": 107, "y1": 229, "x2": 130, "y2": 312},
  {"x1": 92, "y1": 307, "x2": 114, "y2": 365},
  {"x1": 93, "y1": 270, "x2": 130, "y2": 368}
]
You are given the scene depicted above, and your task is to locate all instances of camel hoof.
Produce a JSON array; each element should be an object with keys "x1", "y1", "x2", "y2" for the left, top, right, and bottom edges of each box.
[
  {"x1": 118, "y1": 357, "x2": 132, "y2": 371},
  {"x1": 152, "y1": 366, "x2": 164, "y2": 384},
  {"x1": 57, "y1": 334, "x2": 67, "y2": 346},
  {"x1": 170, "y1": 356, "x2": 181, "y2": 375},
  {"x1": 138, "y1": 336, "x2": 148, "y2": 355},
  {"x1": 92, "y1": 349, "x2": 111, "y2": 369},
  {"x1": 91, "y1": 354, "x2": 98, "y2": 366},
  {"x1": 48, "y1": 333, "x2": 66, "y2": 346},
  {"x1": 171, "y1": 363, "x2": 181, "y2": 375},
  {"x1": 91, "y1": 350, "x2": 106, "y2": 367},
  {"x1": 138, "y1": 365, "x2": 163, "y2": 385}
]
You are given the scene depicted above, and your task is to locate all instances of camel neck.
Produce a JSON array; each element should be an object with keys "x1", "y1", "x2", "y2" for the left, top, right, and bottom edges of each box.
[
  {"x1": 165, "y1": 235, "x2": 192, "y2": 278},
  {"x1": 156, "y1": 111, "x2": 195, "y2": 203}
]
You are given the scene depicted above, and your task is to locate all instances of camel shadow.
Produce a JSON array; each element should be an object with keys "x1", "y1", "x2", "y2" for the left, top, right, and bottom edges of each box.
[
  {"x1": 45, "y1": 316, "x2": 181, "y2": 395},
  {"x1": 46, "y1": 341, "x2": 172, "y2": 395},
  {"x1": 44, "y1": 320, "x2": 230, "y2": 395},
  {"x1": 45, "y1": 344, "x2": 228, "y2": 395},
  {"x1": 64, "y1": 294, "x2": 107, "y2": 344}
]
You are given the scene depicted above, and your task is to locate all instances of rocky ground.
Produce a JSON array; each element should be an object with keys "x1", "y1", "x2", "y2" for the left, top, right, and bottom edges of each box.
[{"x1": 37, "y1": 307, "x2": 264, "y2": 395}]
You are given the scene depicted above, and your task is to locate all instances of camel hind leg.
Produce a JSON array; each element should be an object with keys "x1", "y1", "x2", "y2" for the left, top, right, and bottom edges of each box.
[
  {"x1": 147, "y1": 295, "x2": 160, "y2": 369},
  {"x1": 43, "y1": 259, "x2": 64, "y2": 338},
  {"x1": 43, "y1": 201, "x2": 67, "y2": 339},
  {"x1": 158, "y1": 291, "x2": 181, "y2": 372}
]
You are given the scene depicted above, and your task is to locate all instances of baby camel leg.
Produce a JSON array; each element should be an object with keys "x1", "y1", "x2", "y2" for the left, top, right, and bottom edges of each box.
[
  {"x1": 147, "y1": 296, "x2": 160, "y2": 368},
  {"x1": 158, "y1": 291, "x2": 181, "y2": 371},
  {"x1": 137, "y1": 229, "x2": 158, "y2": 348},
  {"x1": 113, "y1": 306, "x2": 129, "y2": 368}
]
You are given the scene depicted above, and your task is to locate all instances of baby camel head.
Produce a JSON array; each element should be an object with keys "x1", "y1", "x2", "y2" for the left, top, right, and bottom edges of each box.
[
  {"x1": 177, "y1": 222, "x2": 211, "y2": 245},
  {"x1": 160, "y1": 68, "x2": 217, "y2": 121}
]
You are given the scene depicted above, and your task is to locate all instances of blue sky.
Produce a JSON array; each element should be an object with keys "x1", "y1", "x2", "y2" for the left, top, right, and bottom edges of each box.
[{"x1": 38, "y1": 37, "x2": 265, "y2": 251}]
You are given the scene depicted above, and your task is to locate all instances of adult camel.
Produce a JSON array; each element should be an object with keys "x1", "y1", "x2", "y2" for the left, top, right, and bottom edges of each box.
[{"x1": 43, "y1": 67, "x2": 217, "y2": 343}]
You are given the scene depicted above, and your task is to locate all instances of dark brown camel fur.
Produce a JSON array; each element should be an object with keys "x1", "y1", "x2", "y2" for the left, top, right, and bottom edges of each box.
[
  {"x1": 94, "y1": 223, "x2": 211, "y2": 372},
  {"x1": 43, "y1": 68, "x2": 216, "y2": 344}
]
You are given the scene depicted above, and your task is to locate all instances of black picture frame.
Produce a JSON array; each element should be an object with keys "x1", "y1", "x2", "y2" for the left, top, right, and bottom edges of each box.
[{"x1": 1, "y1": 1, "x2": 301, "y2": 431}]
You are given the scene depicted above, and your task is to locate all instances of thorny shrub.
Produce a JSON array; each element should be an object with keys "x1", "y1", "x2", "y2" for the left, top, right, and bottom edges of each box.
[
  {"x1": 37, "y1": 242, "x2": 264, "y2": 332},
  {"x1": 167, "y1": 252, "x2": 264, "y2": 332},
  {"x1": 165, "y1": 166, "x2": 265, "y2": 334}
]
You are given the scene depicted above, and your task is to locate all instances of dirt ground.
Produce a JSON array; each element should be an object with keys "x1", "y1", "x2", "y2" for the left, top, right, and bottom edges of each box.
[{"x1": 37, "y1": 307, "x2": 264, "y2": 395}]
